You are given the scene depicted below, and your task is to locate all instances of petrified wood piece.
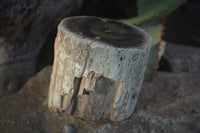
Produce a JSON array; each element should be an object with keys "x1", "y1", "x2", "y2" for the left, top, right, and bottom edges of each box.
[{"x1": 48, "y1": 16, "x2": 152, "y2": 121}]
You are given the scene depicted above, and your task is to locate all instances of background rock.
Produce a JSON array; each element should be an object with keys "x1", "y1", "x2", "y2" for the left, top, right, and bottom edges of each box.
[
  {"x1": 60, "y1": 124, "x2": 76, "y2": 133},
  {"x1": 159, "y1": 43, "x2": 200, "y2": 73},
  {"x1": 163, "y1": 0, "x2": 200, "y2": 47},
  {"x1": 0, "y1": 0, "x2": 83, "y2": 96}
]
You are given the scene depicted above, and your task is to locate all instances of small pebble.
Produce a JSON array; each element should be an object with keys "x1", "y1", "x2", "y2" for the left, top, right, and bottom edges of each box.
[{"x1": 60, "y1": 124, "x2": 76, "y2": 133}]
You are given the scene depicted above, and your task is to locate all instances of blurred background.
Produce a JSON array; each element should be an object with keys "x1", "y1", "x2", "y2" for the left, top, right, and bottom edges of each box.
[{"x1": 0, "y1": 0, "x2": 200, "y2": 132}]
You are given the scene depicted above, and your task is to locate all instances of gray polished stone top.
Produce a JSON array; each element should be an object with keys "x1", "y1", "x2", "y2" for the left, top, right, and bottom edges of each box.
[{"x1": 61, "y1": 16, "x2": 148, "y2": 48}]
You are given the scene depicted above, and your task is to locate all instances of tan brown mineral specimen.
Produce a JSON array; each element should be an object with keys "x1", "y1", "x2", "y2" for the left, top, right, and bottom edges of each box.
[{"x1": 48, "y1": 16, "x2": 152, "y2": 121}]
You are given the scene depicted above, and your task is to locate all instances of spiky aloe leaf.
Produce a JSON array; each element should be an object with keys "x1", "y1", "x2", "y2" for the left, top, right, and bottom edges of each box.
[
  {"x1": 140, "y1": 18, "x2": 163, "y2": 44},
  {"x1": 120, "y1": 0, "x2": 187, "y2": 24},
  {"x1": 140, "y1": 19, "x2": 163, "y2": 79}
]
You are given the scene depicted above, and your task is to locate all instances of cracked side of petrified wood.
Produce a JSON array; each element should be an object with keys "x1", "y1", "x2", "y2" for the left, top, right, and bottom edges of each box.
[{"x1": 48, "y1": 16, "x2": 152, "y2": 121}]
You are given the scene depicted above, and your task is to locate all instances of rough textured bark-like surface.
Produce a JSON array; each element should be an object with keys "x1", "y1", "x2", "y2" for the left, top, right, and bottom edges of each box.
[
  {"x1": 48, "y1": 16, "x2": 152, "y2": 121},
  {"x1": 0, "y1": 0, "x2": 83, "y2": 96}
]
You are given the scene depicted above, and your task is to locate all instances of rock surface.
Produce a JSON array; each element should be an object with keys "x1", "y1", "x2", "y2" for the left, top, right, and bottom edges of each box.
[
  {"x1": 48, "y1": 16, "x2": 152, "y2": 121},
  {"x1": 0, "y1": 0, "x2": 83, "y2": 96},
  {"x1": 0, "y1": 43, "x2": 199, "y2": 133},
  {"x1": 60, "y1": 124, "x2": 76, "y2": 133},
  {"x1": 161, "y1": 43, "x2": 200, "y2": 73}
]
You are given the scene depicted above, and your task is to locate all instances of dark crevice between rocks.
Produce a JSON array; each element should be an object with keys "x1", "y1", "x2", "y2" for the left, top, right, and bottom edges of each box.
[
  {"x1": 71, "y1": 77, "x2": 82, "y2": 115},
  {"x1": 36, "y1": 29, "x2": 56, "y2": 73},
  {"x1": 158, "y1": 56, "x2": 172, "y2": 72},
  {"x1": 60, "y1": 94, "x2": 65, "y2": 111},
  {"x1": 83, "y1": 89, "x2": 90, "y2": 95},
  {"x1": 163, "y1": 0, "x2": 200, "y2": 48}
]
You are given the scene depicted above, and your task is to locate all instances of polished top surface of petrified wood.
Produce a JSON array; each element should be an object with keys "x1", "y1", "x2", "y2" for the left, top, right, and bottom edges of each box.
[{"x1": 61, "y1": 16, "x2": 148, "y2": 48}]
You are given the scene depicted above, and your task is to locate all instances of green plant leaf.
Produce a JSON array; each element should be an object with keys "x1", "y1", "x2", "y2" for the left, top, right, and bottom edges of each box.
[
  {"x1": 140, "y1": 18, "x2": 163, "y2": 45},
  {"x1": 140, "y1": 19, "x2": 162, "y2": 80},
  {"x1": 120, "y1": 0, "x2": 186, "y2": 24}
]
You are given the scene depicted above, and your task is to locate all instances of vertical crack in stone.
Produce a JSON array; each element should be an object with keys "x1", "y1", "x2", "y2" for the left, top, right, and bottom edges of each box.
[
  {"x1": 78, "y1": 71, "x2": 97, "y2": 95},
  {"x1": 71, "y1": 77, "x2": 82, "y2": 115},
  {"x1": 70, "y1": 41, "x2": 93, "y2": 114},
  {"x1": 83, "y1": 88, "x2": 90, "y2": 95},
  {"x1": 80, "y1": 39, "x2": 94, "y2": 76}
]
